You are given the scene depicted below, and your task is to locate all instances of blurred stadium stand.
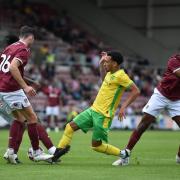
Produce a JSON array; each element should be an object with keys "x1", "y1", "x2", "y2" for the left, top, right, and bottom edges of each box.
[{"x1": 0, "y1": 0, "x2": 179, "y2": 130}]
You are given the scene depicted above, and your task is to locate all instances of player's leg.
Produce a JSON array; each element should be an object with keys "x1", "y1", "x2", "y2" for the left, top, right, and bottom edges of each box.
[
  {"x1": 176, "y1": 145, "x2": 180, "y2": 163},
  {"x1": 10, "y1": 111, "x2": 26, "y2": 155},
  {"x1": 168, "y1": 99, "x2": 180, "y2": 163},
  {"x1": 1, "y1": 110, "x2": 25, "y2": 164},
  {"x1": 19, "y1": 106, "x2": 39, "y2": 149},
  {"x1": 9, "y1": 117, "x2": 69, "y2": 163},
  {"x1": 14, "y1": 122, "x2": 25, "y2": 154},
  {"x1": 113, "y1": 88, "x2": 167, "y2": 166},
  {"x1": 54, "y1": 115, "x2": 59, "y2": 132},
  {"x1": 37, "y1": 123, "x2": 55, "y2": 152},
  {"x1": 6, "y1": 121, "x2": 25, "y2": 164},
  {"x1": 5, "y1": 111, "x2": 25, "y2": 164},
  {"x1": 8, "y1": 111, "x2": 24, "y2": 151},
  {"x1": 0, "y1": 94, "x2": 25, "y2": 163},
  {"x1": 126, "y1": 113, "x2": 156, "y2": 150},
  {"x1": 91, "y1": 113, "x2": 121, "y2": 157},
  {"x1": 19, "y1": 106, "x2": 53, "y2": 161},
  {"x1": 46, "y1": 115, "x2": 51, "y2": 132},
  {"x1": 112, "y1": 113, "x2": 156, "y2": 166},
  {"x1": 58, "y1": 108, "x2": 93, "y2": 148},
  {"x1": 172, "y1": 116, "x2": 180, "y2": 163},
  {"x1": 92, "y1": 140, "x2": 122, "y2": 156},
  {"x1": 33, "y1": 122, "x2": 70, "y2": 163},
  {"x1": 53, "y1": 106, "x2": 60, "y2": 132},
  {"x1": 58, "y1": 121, "x2": 79, "y2": 148},
  {"x1": 1, "y1": 90, "x2": 53, "y2": 162},
  {"x1": 46, "y1": 106, "x2": 52, "y2": 132},
  {"x1": 126, "y1": 89, "x2": 168, "y2": 151}
]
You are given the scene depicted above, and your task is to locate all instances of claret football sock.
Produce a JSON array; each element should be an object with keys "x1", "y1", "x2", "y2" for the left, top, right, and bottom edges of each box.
[
  {"x1": 9, "y1": 120, "x2": 22, "y2": 150},
  {"x1": 27, "y1": 123, "x2": 39, "y2": 150},
  {"x1": 14, "y1": 122, "x2": 25, "y2": 154},
  {"x1": 58, "y1": 123, "x2": 74, "y2": 148},
  {"x1": 37, "y1": 123, "x2": 54, "y2": 149},
  {"x1": 92, "y1": 143, "x2": 120, "y2": 156}
]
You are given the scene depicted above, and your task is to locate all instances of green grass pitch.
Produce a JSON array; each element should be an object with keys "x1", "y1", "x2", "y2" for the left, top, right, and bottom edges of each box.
[{"x1": 0, "y1": 130, "x2": 179, "y2": 180}]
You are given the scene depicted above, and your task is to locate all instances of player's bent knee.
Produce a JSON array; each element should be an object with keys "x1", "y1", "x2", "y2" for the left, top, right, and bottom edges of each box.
[
  {"x1": 69, "y1": 122, "x2": 79, "y2": 131},
  {"x1": 27, "y1": 113, "x2": 38, "y2": 123},
  {"x1": 92, "y1": 140, "x2": 102, "y2": 147}
]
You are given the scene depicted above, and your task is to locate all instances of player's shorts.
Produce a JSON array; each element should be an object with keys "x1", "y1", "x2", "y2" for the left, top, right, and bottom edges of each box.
[
  {"x1": 0, "y1": 89, "x2": 30, "y2": 113},
  {"x1": 46, "y1": 106, "x2": 59, "y2": 116},
  {"x1": 143, "y1": 88, "x2": 180, "y2": 118},
  {"x1": 0, "y1": 100, "x2": 13, "y2": 122},
  {"x1": 73, "y1": 108, "x2": 112, "y2": 142},
  {"x1": 0, "y1": 110, "x2": 13, "y2": 122}
]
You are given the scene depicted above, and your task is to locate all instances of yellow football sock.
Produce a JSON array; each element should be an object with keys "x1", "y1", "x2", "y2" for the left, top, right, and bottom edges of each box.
[
  {"x1": 92, "y1": 143, "x2": 120, "y2": 156},
  {"x1": 58, "y1": 123, "x2": 74, "y2": 148}
]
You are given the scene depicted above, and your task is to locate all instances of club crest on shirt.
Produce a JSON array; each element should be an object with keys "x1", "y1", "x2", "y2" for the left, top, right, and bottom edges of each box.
[
  {"x1": 11, "y1": 102, "x2": 22, "y2": 109},
  {"x1": 110, "y1": 75, "x2": 115, "y2": 81},
  {"x1": 13, "y1": 103, "x2": 18, "y2": 107}
]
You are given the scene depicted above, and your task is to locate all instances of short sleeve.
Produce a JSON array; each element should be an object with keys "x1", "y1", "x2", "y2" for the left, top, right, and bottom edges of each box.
[
  {"x1": 42, "y1": 87, "x2": 49, "y2": 95},
  {"x1": 15, "y1": 49, "x2": 29, "y2": 65},
  {"x1": 118, "y1": 71, "x2": 133, "y2": 88},
  {"x1": 168, "y1": 57, "x2": 180, "y2": 73}
]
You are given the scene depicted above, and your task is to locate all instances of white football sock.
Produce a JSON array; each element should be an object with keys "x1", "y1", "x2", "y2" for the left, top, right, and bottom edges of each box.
[{"x1": 48, "y1": 146, "x2": 56, "y2": 155}]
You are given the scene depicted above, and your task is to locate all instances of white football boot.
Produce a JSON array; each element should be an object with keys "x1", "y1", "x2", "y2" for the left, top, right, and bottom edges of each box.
[
  {"x1": 7, "y1": 148, "x2": 17, "y2": 164},
  {"x1": 112, "y1": 149, "x2": 130, "y2": 166},
  {"x1": 4, "y1": 149, "x2": 21, "y2": 164},
  {"x1": 3, "y1": 150, "x2": 9, "y2": 161},
  {"x1": 33, "y1": 149, "x2": 54, "y2": 162},
  {"x1": 176, "y1": 155, "x2": 180, "y2": 164}
]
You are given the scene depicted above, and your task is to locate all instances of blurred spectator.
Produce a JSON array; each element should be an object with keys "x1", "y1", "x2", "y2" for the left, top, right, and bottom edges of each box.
[
  {"x1": 0, "y1": 0, "x2": 167, "y2": 130},
  {"x1": 42, "y1": 82, "x2": 61, "y2": 132},
  {"x1": 66, "y1": 103, "x2": 78, "y2": 124},
  {"x1": 45, "y1": 51, "x2": 56, "y2": 79}
]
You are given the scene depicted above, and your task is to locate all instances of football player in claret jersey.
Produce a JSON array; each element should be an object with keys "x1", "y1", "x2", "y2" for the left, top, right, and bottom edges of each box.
[
  {"x1": 113, "y1": 54, "x2": 180, "y2": 166},
  {"x1": 42, "y1": 84, "x2": 61, "y2": 132},
  {"x1": 0, "y1": 26, "x2": 68, "y2": 164},
  {"x1": 57, "y1": 51, "x2": 140, "y2": 164}
]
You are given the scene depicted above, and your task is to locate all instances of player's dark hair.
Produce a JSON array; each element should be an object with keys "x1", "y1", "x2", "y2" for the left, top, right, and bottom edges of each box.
[
  {"x1": 19, "y1": 26, "x2": 36, "y2": 38},
  {"x1": 107, "y1": 51, "x2": 123, "y2": 65}
]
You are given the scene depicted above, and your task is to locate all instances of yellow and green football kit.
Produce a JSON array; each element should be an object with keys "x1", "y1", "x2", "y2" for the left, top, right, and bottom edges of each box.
[{"x1": 73, "y1": 69, "x2": 133, "y2": 142}]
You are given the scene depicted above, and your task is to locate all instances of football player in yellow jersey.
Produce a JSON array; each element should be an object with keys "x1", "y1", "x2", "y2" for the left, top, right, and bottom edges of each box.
[{"x1": 57, "y1": 51, "x2": 140, "y2": 164}]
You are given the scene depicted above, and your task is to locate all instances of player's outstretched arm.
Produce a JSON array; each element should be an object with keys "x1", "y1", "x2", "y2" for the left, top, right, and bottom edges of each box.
[
  {"x1": 9, "y1": 58, "x2": 36, "y2": 96},
  {"x1": 99, "y1": 52, "x2": 107, "y2": 81},
  {"x1": 118, "y1": 83, "x2": 140, "y2": 120}
]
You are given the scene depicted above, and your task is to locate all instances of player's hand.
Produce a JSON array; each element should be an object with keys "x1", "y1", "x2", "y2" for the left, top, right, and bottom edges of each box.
[
  {"x1": 99, "y1": 51, "x2": 107, "y2": 65},
  {"x1": 24, "y1": 76, "x2": 41, "y2": 90},
  {"x1": 24, "y1": 86, "x2": 36, "y2": 97},
  {"x1": 118, "y1": 107, "x2": 126, "y2": 121},
  {"x1": 31, "y1": 82, "x2": 41, "y2": 91}
]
